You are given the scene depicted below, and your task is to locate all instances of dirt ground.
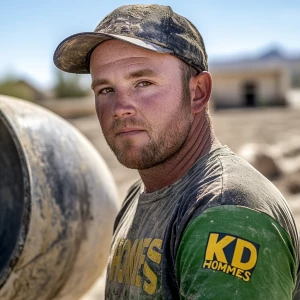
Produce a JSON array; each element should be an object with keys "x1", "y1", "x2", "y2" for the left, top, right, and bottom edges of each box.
[{"x1": 57, "y1": 103, "x2": 300, "y2": 300}]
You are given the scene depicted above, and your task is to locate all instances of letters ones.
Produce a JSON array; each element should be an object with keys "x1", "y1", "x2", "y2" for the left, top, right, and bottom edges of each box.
[
  {"x1": 109, "y1": 238, "x2": 162, "y2": 295},
  {"x1": 202, "y1": 232, "x2": 259, "y2": 282}
]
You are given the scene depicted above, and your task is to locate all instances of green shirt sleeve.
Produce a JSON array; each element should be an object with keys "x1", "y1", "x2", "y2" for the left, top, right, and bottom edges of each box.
[{"x1": 176, "y1": 205, "x2": 297, "y2": 299}]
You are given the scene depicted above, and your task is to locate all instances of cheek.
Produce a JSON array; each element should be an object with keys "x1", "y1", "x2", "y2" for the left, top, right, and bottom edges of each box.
[
  {"x1": 95, "y1": 99, "x2": 102, "y2": 117},
  {"x1": 143, "y1": 91, "x2": 182, "y2": 121},
  {"x1": 95, "y1": 101, "x2": 110, "y2": 131},
  {"x1": 139, "y1": 90, "x2": 173, "y2": 114}
]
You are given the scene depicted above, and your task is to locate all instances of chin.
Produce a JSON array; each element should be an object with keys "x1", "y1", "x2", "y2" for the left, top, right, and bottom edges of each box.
[
  {"x1": 111, "y1": 140, "x2": 171, "y2": 170},
  {"x1": 116, "y1": 150, "x2": 168, "y2": 170},
  {"x1": 116, "y1": 156, "x2": 150, "y2": 170}
]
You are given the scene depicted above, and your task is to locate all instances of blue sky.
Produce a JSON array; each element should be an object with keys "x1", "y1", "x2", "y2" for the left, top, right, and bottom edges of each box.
[{"x1": 1, "y1": 0, "x2": 299, "y2": 90}]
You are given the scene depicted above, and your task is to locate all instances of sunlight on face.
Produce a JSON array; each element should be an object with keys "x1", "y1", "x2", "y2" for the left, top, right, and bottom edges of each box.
[{"x1": 90, "y1": 40, "x2": 193, "y2": 170}]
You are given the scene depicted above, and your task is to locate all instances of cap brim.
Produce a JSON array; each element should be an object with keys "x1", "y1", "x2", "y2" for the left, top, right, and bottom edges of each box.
[{"x1": 53, "y1": 32, "x2": 173, "y2": 74}]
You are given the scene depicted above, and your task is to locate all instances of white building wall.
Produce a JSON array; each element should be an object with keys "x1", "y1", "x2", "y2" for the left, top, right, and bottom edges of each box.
[{"x1": 211, "y1": 70, "x2": 287, "y2": 108}]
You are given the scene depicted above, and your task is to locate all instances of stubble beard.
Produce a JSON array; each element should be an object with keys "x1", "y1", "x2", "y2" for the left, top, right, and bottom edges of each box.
[{"x1": 106, "y1": 85, "x2": 192, "y2": 170}]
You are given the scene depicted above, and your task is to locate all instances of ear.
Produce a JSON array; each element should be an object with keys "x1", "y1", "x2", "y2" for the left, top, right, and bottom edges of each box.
[{"x1": 190, "y1": 71, "x2": 212, "y2": 113}]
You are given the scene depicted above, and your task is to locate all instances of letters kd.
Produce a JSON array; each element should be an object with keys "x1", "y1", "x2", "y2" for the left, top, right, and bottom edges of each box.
[{"x1": 202, "y1": 232, "x2": 260, "y2": 282}]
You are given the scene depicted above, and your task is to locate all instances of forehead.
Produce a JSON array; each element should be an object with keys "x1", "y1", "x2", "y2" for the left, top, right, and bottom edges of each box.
[{"x1": 89, "y1": 39, "x2": 182, "y2": 74}]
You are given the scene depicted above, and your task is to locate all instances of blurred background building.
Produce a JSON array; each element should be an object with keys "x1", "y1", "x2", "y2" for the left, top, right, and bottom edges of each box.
[{"x1": 210, "y1": 47, "x2": 300, "y2": 109}]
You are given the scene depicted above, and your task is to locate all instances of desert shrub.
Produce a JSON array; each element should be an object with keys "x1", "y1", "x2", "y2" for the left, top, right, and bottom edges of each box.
[{"x1": 53, "y1": 70, "x2": 89, "y2": 98}]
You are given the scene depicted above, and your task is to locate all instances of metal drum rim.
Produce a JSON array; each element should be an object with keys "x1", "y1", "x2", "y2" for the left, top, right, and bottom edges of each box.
[{"x1": 0, "y1": 105, "x2": 32, "y2": 288}]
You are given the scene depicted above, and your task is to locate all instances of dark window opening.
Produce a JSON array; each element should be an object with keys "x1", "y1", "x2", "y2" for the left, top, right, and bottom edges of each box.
[{"x1": 243, "y1": 82, "x2": 257, "y2": 107}]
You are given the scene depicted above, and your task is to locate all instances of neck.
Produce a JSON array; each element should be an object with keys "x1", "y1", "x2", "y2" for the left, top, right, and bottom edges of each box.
[{"x1": 139, "y1": 110, "x2": 221, "y2": 193}]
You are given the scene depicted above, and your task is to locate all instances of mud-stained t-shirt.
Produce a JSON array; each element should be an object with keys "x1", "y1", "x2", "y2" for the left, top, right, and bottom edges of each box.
[{"x1": 105, "y1": 146, "x2": 300, "y2": 299}]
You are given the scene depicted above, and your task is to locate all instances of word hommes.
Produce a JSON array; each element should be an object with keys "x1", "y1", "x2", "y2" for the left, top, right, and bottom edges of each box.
[
  {"x1": 202, "y1": 232, "x2": 260, "y2": 282},
  {"x1": 109, "y1": 237, "x2": 162, "y2": 295}
]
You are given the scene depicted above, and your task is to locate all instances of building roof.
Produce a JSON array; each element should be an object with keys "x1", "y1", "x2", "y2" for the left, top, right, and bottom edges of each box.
[{"x1": 209, "y1": 47, "x2": 300, "y2": 74}]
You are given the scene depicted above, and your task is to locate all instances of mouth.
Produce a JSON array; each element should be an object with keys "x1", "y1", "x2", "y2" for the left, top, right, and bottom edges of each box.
[{"x1": 116, "y1": 128, "x2": 146, "y2": 137}]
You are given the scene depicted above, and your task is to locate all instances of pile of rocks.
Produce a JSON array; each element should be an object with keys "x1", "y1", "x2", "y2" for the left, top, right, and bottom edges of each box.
[{"x1": 238, "y1": 139, "x2": 300, "y2": 195}]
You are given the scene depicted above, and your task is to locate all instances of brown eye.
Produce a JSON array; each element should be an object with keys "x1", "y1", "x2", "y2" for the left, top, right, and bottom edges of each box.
[
  {"x1": 99, "y1": 87, "x2": 114, "y2": 95},
  {"x1": 137, "y1": 81, "x2": 152, "y2": 87}
]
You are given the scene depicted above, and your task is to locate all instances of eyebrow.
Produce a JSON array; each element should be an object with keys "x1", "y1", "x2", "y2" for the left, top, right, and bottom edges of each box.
[
  {"x1": 125, "y1": 68, "x2": 157, "y2": 80},
  {"x1": 91, "y1": 68, "x2": 157, "y2": 90},
  {"x1": 91, "y1": 78, "x2": 110, "y2": 90}
]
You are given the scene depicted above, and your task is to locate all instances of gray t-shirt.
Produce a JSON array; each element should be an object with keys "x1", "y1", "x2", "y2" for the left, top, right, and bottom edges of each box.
[{"x1": 105, "y1": 146, "x2": 300, "y2": 299}]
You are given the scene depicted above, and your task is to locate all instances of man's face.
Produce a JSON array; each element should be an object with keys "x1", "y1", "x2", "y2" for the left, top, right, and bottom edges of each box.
[{"x1": 90, "y1": 40, "x2": 193, "y2": 170}]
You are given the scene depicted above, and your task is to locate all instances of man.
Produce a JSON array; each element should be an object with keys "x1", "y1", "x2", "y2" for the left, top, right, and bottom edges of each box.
[{"x1": 54, "y1": 4, "x2": 300, "y2": 299}]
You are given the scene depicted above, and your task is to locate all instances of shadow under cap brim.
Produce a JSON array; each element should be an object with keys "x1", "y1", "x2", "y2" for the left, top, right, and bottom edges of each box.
[{"x1": 53, "y1": 32, "x2": 173, "y2": 74}]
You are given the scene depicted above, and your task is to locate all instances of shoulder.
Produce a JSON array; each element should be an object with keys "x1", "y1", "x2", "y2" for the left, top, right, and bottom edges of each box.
[
  {"x1": 175, "y1": 147, "x2": 298, "y2": 257},
  {"x1": 176, "y1": 205, "x2": 298, "y2": 299}
]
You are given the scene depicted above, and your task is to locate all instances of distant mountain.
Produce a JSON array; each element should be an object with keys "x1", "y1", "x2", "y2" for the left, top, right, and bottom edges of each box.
[{"x1": 209, "y1": 46, "x2": 300, "y2": 66}]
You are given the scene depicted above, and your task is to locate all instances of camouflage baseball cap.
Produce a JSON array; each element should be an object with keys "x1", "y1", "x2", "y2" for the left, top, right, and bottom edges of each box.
[{"x1": 53, "y1": 4, "x2": 208, "y2": 74}]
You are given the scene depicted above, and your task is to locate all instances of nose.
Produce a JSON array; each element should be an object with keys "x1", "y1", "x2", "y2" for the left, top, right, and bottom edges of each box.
[{"x1": 112, "y1": 90, "x2": 136, "y2": 119}]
